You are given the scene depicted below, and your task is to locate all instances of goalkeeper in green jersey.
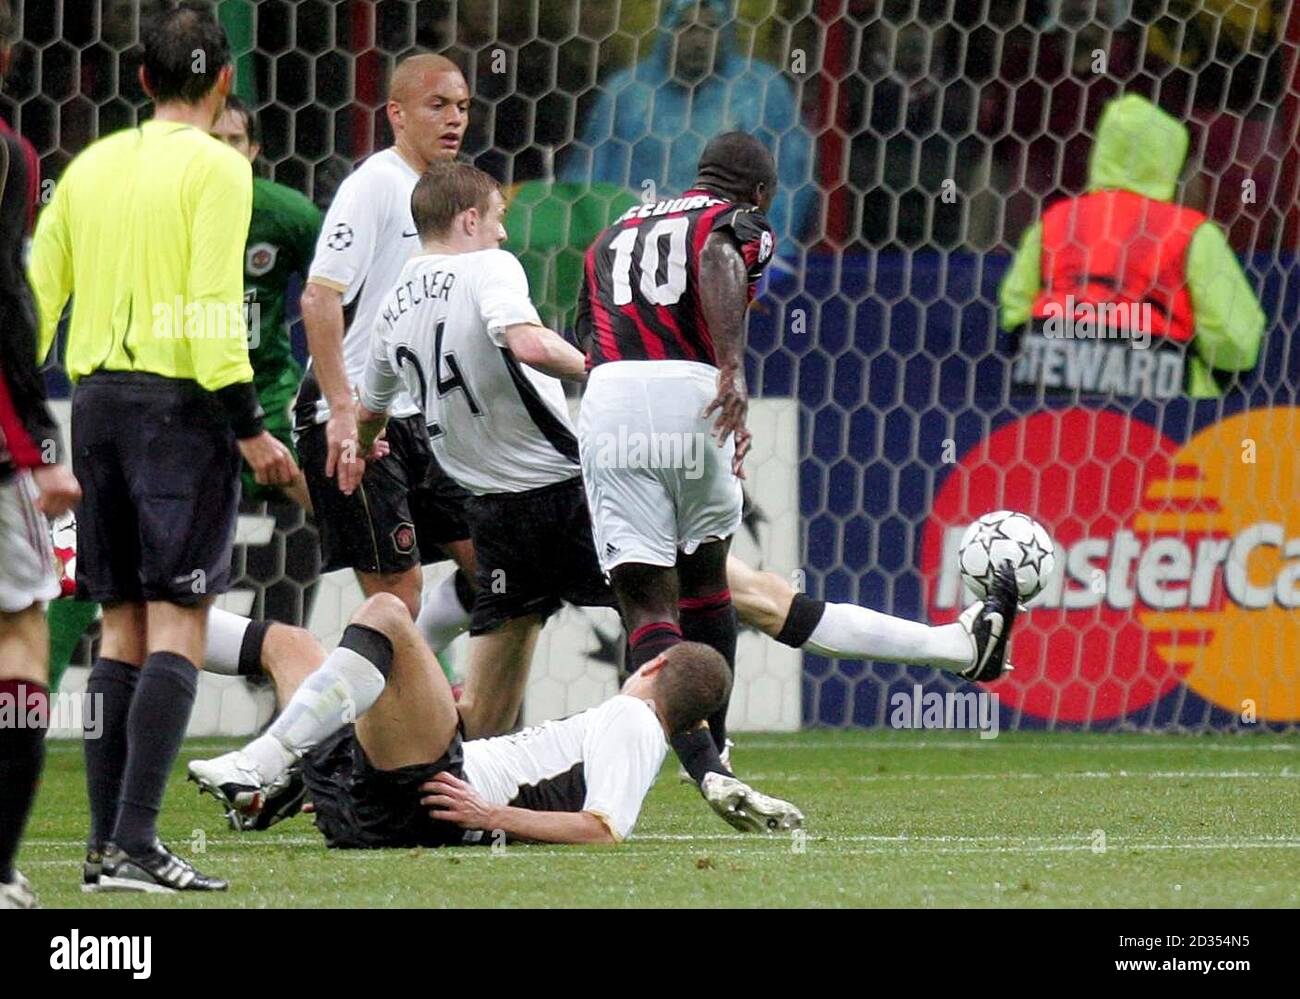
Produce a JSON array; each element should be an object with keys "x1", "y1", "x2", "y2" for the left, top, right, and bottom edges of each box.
[{"x1": 213, "y1": 94, "x2": 321, "y2": 507}]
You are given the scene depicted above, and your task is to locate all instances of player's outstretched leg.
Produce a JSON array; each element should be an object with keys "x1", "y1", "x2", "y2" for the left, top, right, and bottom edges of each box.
[
  {"x1": 202, "y1": 607, "x2": 326, "y2": 701},
  {"x1": 954, "y1": 561, "x2": 1020, "y2": 682},
  {"x1": 726, "y1": 555, "x2": 1017, "y2": 681}
]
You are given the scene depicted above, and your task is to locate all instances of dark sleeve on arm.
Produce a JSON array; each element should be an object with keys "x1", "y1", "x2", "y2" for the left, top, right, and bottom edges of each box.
[
  {"x1": 0, "y1": 132, "x2": 60, "y2": 465},
  {"x1": 710, "y1": 206, "x2": 777, "y2": 289}
]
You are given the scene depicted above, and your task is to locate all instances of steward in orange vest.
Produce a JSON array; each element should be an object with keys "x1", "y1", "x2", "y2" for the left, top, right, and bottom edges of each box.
[{"x1": 999, "y1": 94, "x2": 1264, "y2": 399}]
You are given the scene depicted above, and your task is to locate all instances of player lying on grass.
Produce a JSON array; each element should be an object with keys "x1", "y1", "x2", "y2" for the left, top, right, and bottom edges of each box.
[
  {"x1": 187, "y1": 557, "x2": 1019, "y2": 838},
  {"x1": 193, "y1": 593, "x2": 731, "y2": 849}
]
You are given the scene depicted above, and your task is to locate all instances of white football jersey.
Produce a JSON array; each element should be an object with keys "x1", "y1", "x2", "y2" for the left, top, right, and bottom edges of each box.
[
  {"x1": 301, "y1": 147, "x2": 421, "y2": 424},
  {"x1": 462, "y1": 695, "x2": 669, "y2": 842},
  {"x1": 361, "y1": 247, "x2": 581, "y2": 495}
]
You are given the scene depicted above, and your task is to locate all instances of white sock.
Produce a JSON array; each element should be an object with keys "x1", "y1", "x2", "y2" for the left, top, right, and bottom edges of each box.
[
  {"x1": 806, "y1": 603, "x2": 974, "y2": 672},
  {"x1": 242, "y1": 647, "x2": 387, "y2": 784},
  {"x1": 417, "y1": 570, "x2": 471, "y2": 653},
  {"x1": 204, "y1": 607, "x2": 253, "y2": 676}
]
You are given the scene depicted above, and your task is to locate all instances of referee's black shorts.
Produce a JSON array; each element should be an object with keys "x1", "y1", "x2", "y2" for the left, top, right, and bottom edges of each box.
[
  {"x1": 464, "y1": 474, "x2": 616, "y2": 635},
  {"x1": 71, "y1": 371, "x2": 241, "y2": 605},
  {"x1": 296, "y1": 413, "x2": 470, "y2": 576}
]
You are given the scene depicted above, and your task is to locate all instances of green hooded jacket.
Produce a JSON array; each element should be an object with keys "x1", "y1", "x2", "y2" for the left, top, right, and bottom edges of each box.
[{"x1": 998, "y1": 94, "x2": 1265, "y2": 398}]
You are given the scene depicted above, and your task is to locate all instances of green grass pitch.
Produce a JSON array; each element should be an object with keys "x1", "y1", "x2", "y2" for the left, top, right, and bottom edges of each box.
[{"x1": 20, "y1": 730, "x2": 1300, "y2": 908}]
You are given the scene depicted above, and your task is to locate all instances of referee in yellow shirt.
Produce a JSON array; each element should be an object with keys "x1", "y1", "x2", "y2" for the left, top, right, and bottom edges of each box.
[{"x1": 28, "y1": 3, "x2": 295, "y2": 893}]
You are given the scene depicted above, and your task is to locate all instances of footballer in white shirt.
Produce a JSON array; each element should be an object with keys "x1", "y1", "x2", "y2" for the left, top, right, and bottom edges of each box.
[
  {"x1": 195, "y1": 591, "x2": 736, "y2": 848},
  {"x1": 294, "y1": 52, "x2": 476, "y2": 624},
  {"x1": 349, "y1": 162, "x2": 614, "y2": 741}
]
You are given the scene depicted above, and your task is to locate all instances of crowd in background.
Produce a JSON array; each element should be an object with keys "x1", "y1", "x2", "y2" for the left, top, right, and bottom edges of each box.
[{"x1": 2, "y1": 0, "x2": 1294, "y2": 256}]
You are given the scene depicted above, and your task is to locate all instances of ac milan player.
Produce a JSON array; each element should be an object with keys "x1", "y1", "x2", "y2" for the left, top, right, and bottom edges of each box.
[
  {"x1": 0, "y1": 0, "x2": 81, "y2": 908},
  {"x1": 574, "y1": 131, "x2": 798, "y2": 825}
]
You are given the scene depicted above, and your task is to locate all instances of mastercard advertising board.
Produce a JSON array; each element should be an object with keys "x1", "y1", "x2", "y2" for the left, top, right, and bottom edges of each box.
[{"x1": 920, "y1": 406, "x2": 1300, "y2": 729}]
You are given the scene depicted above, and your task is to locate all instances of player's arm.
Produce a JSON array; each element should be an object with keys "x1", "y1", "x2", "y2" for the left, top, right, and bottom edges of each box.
[
  {"x1": 345, "y1": 322, "x2": 401, "y2": 495},
  {"x1": 503, "y1": 323, "x2": 587, "y2": 381},
  {"x1": 188, "y1": 150, "x2": 295, "y2": 486},
  {"x1": 303, "y1": 174, "x2": 381, "y2": 477},
  {"x1": 699, "y1": 231, "x2": 752, "y2": 476},
  {"x1": 0, "y1": 362, "x2": 78, "y2": 516},
  {"x1": 0, "y1": 136, "x2": 78, "y2": 514},
  {"x1": 301, "y1": 283, "x2": 352, "y2": 414},
  {"x1": 420, "y1": 771, "x2": 616, "y2": 845},
  {"x1": 476, "y1": 249, "x2": 587, "y2": 377}
]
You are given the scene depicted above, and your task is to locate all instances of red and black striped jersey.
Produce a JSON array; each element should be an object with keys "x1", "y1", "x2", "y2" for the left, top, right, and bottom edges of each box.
[
  {"x1": 576, "y1": 189, "x2": 776, "y2": 368},
  {"x1": 0, "y1": 126, "x2": 58, "y2": 482}
]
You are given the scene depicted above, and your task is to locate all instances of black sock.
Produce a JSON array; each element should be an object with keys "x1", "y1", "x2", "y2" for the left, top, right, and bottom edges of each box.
[
  {"x1": 680, "y1": 591, "x2": 737, "y2": 752},
  {"x1": 111, "y1": 652, "x2": 198, "y2": 855},
  {"x1": 237, "y1": 619, "x2": 271, "y2": 678},
  {"x1": 671, "y1": 726, "x2": 734, "y2": 784},
  {"x1": 627, "y1": 620, "x2": 681, "y2": 671},
  {"x1": 340, "y1": 622, "x2": 395, "y2": 677},
  {"x1": 0, "y1": 681, "x2": 48, "y2": 883},
  {"x1": 82, "y1": 657, "x2": 140, "y2": 852},
  {"x1": 775, "y1": 592, "x2": 827, "y2": 648}
]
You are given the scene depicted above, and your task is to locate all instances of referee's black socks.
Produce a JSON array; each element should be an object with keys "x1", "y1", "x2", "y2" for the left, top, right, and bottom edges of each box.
[
  {"x1": 83, "y1": 657, "x2": 140, "y2": 852},
  {"x1": 112, "y1": 652, "x2": 199, "y2": 855},
  {"x1": 0, "y1": 679, "x2": 47, "y2": 884}
]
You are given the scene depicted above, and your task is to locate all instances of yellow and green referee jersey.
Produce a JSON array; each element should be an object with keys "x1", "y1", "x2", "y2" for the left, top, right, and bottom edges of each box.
[{"x1": 29, "y1": 119, "x2": 255, "y2": 392}]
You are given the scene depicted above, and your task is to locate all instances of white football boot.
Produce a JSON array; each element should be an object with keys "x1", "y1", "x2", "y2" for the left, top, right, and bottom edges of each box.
[
  {"x1": 701, "y1": 772, "x2": 804, "y2": 833},
  {"x1": 188, "y1": 750, "x2": 284, "y2": 828}
]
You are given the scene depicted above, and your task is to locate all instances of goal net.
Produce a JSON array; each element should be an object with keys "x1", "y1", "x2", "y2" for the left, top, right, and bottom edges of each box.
[{"x1": 13, "y1": 0, "x2": 1299, "y2": 734}]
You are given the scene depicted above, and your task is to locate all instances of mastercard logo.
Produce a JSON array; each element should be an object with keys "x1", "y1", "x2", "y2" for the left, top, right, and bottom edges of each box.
[{"x1": 920, "y1": 407, "x2": 1300, "y2": 724}]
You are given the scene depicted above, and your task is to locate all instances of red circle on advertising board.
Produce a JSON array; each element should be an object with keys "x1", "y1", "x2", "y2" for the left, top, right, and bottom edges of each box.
[{"x1": 920, "y1": 408, "x2": 1191, "y2": 723}]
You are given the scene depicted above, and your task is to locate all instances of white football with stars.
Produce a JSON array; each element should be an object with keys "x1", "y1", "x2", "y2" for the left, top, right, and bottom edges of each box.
[{"x1": 958, "y1": 510, "x2": 1055, "y2": 602}]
